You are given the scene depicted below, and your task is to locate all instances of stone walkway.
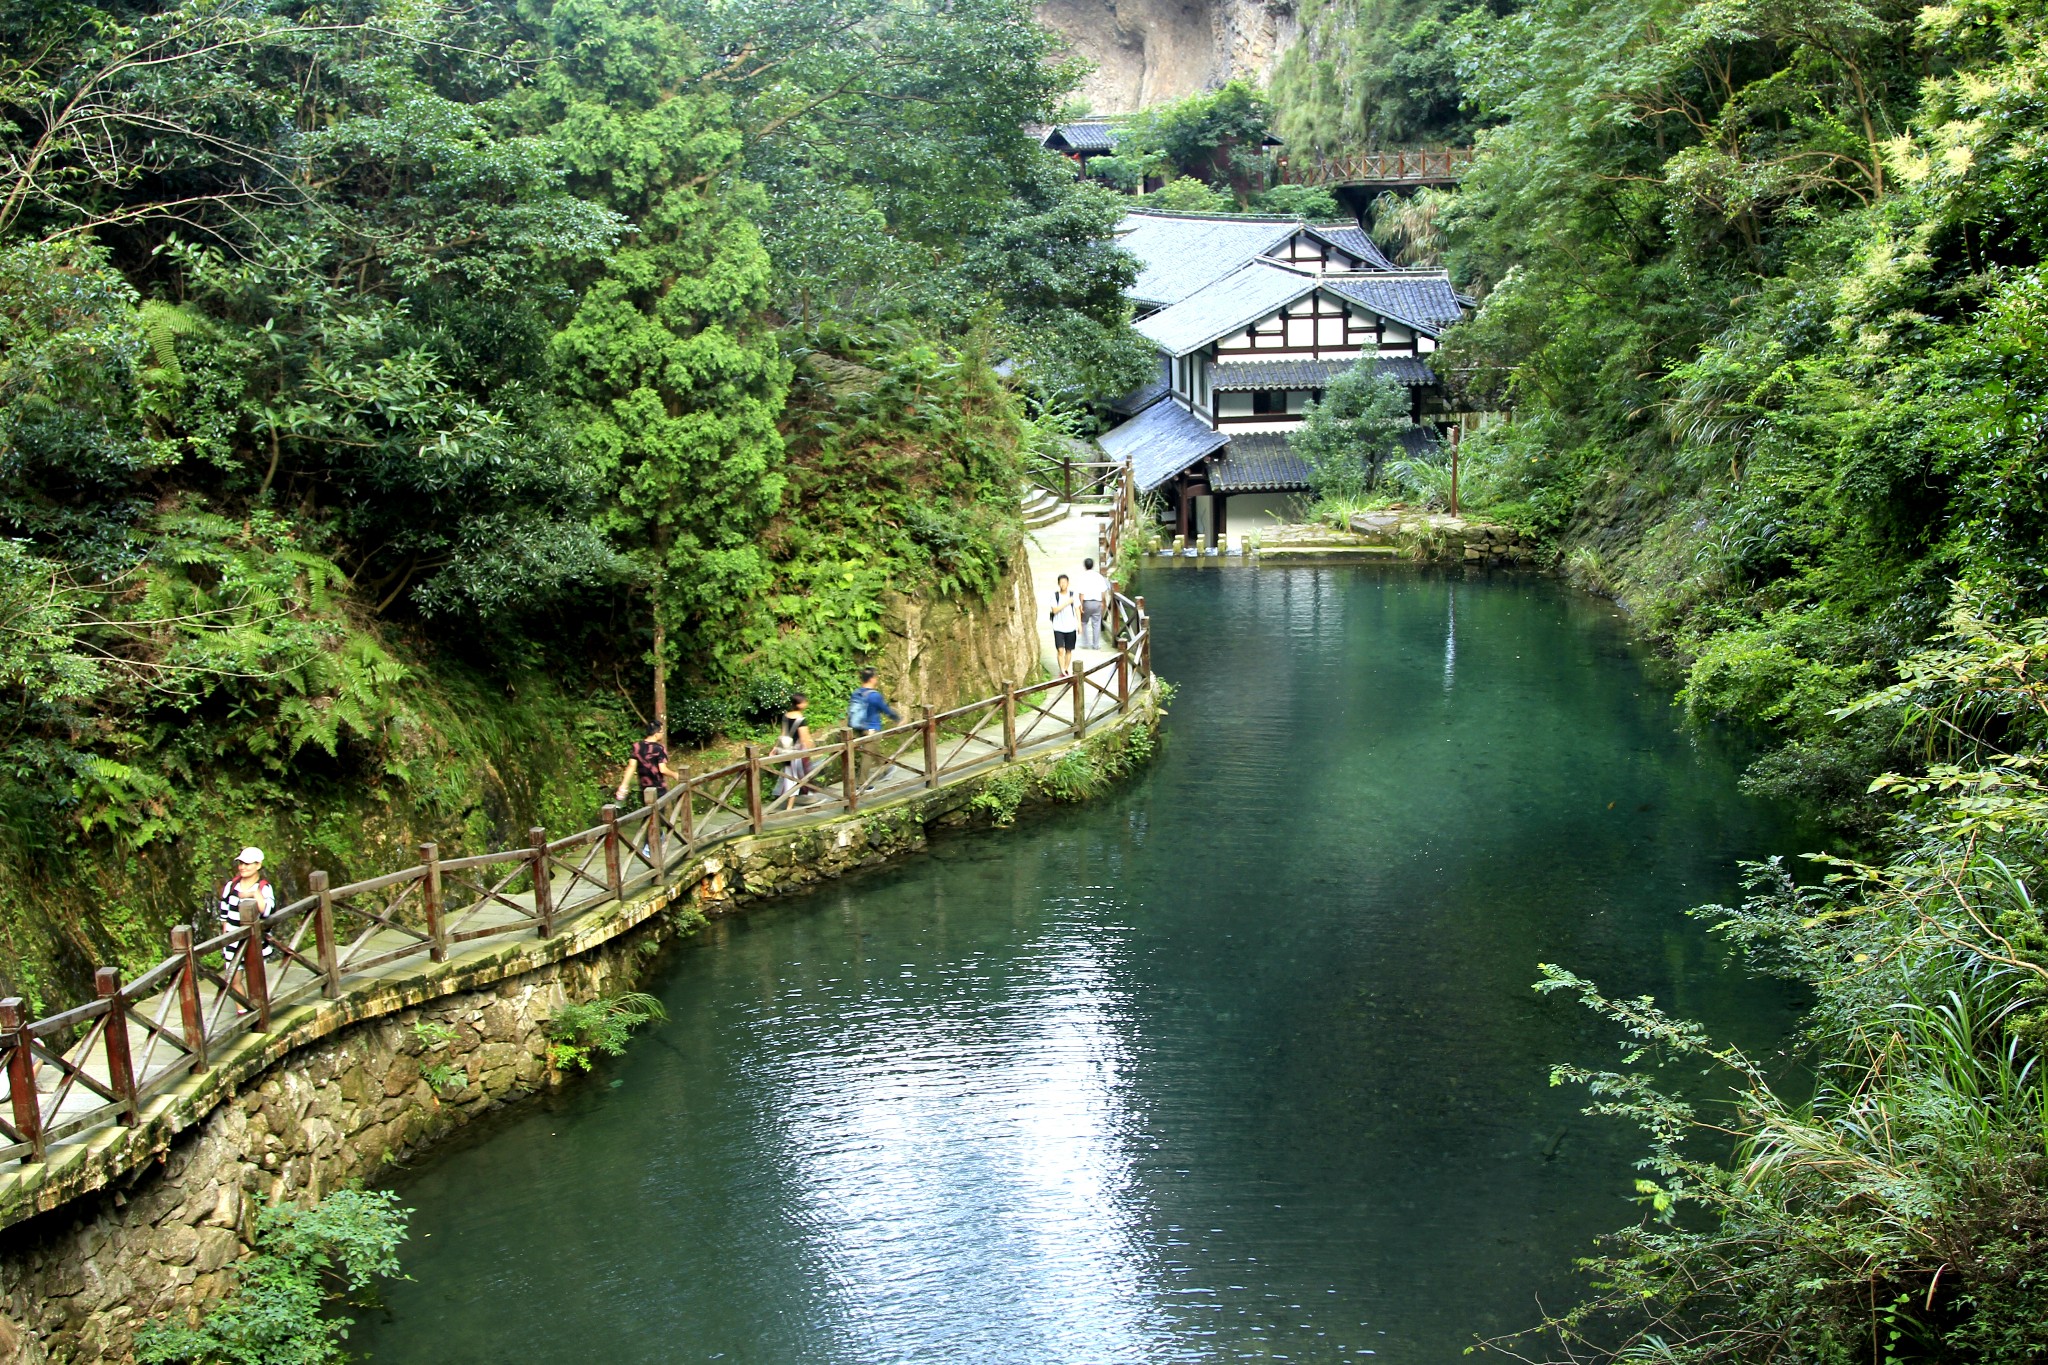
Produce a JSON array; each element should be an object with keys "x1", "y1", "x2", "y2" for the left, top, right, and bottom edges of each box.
[{"x1": 1023, "y1": 501, "x2": 1119, "y2": 674}]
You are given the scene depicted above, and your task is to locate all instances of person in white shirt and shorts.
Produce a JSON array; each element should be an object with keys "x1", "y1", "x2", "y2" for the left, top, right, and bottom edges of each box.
[{"x1": 1049, "y1": 574, "x2": 1079, "y2": 673}]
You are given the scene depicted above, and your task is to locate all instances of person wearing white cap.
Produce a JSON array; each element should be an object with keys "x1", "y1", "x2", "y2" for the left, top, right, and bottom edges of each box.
[{"x1": 218, "y1": 847, "x2": 276, "y2": 1009}]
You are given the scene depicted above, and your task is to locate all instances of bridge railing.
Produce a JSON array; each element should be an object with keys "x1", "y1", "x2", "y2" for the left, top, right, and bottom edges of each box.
[
  {"x1": 1280, "y1": 147, "x2": 1475, "y2": 188},
  {"x1": 1024, "y1": 450, "x2": 1123, "y2": 504},
  {"x1": 0, "y1": 499, "x2": 1156, "y2": 1170}
]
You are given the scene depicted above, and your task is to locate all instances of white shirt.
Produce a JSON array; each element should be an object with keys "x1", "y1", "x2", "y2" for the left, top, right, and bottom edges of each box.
[
  {"x1": 1073, "y1": 569, "x2": 1109, "y2": 604},
  {"x1": 1049, "y1": 590, "x2": 1078, "y2": 632}
]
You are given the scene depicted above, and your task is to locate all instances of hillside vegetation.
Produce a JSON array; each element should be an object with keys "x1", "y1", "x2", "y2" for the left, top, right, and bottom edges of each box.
[
  {"x1": 0, "y1": 0, "x2": 1148, "y2": 1007},
  {"x1": 1270, "y1": 1, "x2": 2048, "y2": 1359}
]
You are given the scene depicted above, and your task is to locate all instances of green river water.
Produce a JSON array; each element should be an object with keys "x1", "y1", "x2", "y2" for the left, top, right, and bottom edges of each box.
[{"x1": 354, "y1": 569, "x2": 1806, "y2": 1363}]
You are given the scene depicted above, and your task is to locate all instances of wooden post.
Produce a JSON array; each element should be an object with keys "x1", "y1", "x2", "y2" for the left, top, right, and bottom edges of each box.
[
  {"x1": 1001, "y1": 683, "x2": 1018, "y2": 760},
  {"x1": 1135, "y1": 596, "x2": 1149, "y2": 678},
  {"x1": 530, "y1": 827, "x2": 554, "y2": 939},
  {"x1": 95, "y1": 968, "x2": 138, "y2": 1126},
  {"x1": 921, "y1": 706, "x2": 938, "y2": 788},
  {"x1": 1117, "y1": 647, "x2": 1130, "y2": 712},
  {"x1": 841, "y1": 732, "x2": 858, "y2": 812},
  {"x1": 1, "y1": 999, "x2": 43, "y2": 1161},
  {"x1": 420, "y1": 843, "x2": 446, "y2": 966},
  {"x1": 601, "y1": 805, "x2": 623, "y2": 899},
  {"x1": 170, "y1": 926, "x2": 208, "y2": 1073},
  {"x1": 744, "y1": 746, "x2": 765, "y2": 834},
  {"x1": 675, "y1": 774, "x2": 695, "y2": 851},
  {"x1": 643, "y1": 787, "x2": 665, "y2": 881},
  {"x1": 240, "y1": 897, "x2": 271, "y2": 1031},
  {"x1": 1062, "y1": 455, "x2": 1073, "y2": 503},
  {"x1": 310, "y1": 871, "x2": 340, "y2": 999},
  {"x1": 1449, "y1": 424, "x2": 1462, "y2": 518},
  {"x1": 1070, "y1": 661, "x2": 1087, "y2": 738}
]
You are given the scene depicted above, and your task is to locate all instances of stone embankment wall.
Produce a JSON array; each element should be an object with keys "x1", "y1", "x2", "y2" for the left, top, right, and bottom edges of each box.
[{"x1": 0, "y1": 698, "x2": 1160, "y2": 1365}]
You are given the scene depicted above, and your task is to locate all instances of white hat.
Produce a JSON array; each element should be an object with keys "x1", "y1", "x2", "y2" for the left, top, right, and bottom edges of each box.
[{"x1": 235, "y1": 846, "x2": 265, "y2": 865}]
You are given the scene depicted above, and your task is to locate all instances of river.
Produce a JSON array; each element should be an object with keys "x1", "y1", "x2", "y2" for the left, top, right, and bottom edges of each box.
[{"x1": 353, "y1": 568, "x2": 1805, "y2": 1363}]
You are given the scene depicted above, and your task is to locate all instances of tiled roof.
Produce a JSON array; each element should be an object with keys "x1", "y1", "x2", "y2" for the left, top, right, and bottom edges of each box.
[
  {"x1": 1047, "y1": 122, "x2": 1120, "y2": 153},
  {"x1": 1109, "y1": 374, "x2": 1169, "y2": 415},
  {"x1": 1301, "y1": 223, "x2": 1398, "y2": 272},
  {"x1": 1116, "y1": 212, "x2": 1302, "y2": 308},
  {"x1": 1398, "y1": 425, "x2": 1444, "y2": 458},
  {"x1": 1208, "y1": 435, "x2": 1313, "y2": 493},
  {"x1": 1134, "y1": 261, "x2": 1315, "y2": 358},
  {"x1": 1208, "y1": 356, "x2": 1437, "y2": 390},
  {"x1": 1321, "y1": 274, "x2": 1468, "y2": 336},
  {"x1": 1099, "y1": 399, "x2": 1230, "y2": 492}
]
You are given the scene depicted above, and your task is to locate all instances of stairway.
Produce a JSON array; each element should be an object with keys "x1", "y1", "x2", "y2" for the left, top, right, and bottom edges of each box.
[{"x1": 1022, "y1": 485, "x2": 1065, "y2": 529}]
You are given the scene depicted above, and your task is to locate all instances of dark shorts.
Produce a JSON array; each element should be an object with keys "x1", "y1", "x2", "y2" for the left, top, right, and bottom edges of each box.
[{"x1": 1054, "y1": 629, "x2": 1077, "y2": 650}]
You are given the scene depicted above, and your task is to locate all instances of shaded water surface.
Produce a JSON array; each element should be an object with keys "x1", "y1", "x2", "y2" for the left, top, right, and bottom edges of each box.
[{"x1": 357, "y1": 570, "x2": 1804, "y2": 1363}]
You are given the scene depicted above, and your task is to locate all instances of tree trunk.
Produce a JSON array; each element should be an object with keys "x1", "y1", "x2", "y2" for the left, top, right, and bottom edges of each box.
[{"x1": 652, "y1": 599, "x2": 668, "y2": 735}]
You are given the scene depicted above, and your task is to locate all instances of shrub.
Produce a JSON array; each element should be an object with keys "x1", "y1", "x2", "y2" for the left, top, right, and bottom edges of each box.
[
  {"x1": 544, "y1": 991, "x2": 667, "y2": 1071},
  {"x1": 135, "y1": 1189, "x2": 409, "y2": 1365}
]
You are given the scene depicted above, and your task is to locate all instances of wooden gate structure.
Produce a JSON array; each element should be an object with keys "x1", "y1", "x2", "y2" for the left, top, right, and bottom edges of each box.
[{"x1": 0, "y1": 466, "x2": 1155, "y2": 1176}]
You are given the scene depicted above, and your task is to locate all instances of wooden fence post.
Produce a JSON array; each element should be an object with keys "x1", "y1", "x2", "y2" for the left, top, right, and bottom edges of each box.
[
  {"x1": 419, "y1": 844, "x2": 446, "y2": 965},
  {"x1": 1135, "y1": 596, "x2": 1149, "y2": 678},
  {"x1": 921, "y1": 706, "x2": 938, "y2": 788},
  {"x1": 95, "y1": 968, "x2": 138, "y2": 1126},
  {"x1": 530, "y1": 827, "x2": 554, "y2": 939},
  {"x1": 239, "y1": 897, "x2": 271, "y2": 1031},
  {"x1": 170, "y1": 926, "x2": 208, "y2": 1073},
  {"x1": 1, "y1": 999, "x2": 43, "y2": 1161},
  {"x1": 1117, "y1": 646, "x2": 1130, "y2": 711},
  {"x1": 744, "y1": 746, "x2": 765, "y2": 834},
  {"x1": 1070, "y1": 661, "x2": 1087, "y2": 738},
  {"x1": 310, "y1": 871, "x2": 340, "y2": 999},
  {"x1": 676, "y1": 774, "x2": 695, "y2": 852},
  {"x1": 1002, "y1": 683, "x2": 1018, "y2": 760},
  {"x1": 842, "y1": 732, "x2": 859, "y2": 812},
  {"x1": 1062, "y1": 456, "x2": 1073, "y2": 503},
  {"x1": 643, "y1": 787, "x2": 665, "y2": 881},
  {"x1": 601, "y1": 805, "x2": 623, "y2": 899}
]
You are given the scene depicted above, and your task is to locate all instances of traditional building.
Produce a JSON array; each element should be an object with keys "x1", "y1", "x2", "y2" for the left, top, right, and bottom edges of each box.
[
  {"x1": 1041, "y1": 122, "x2": 1122, "y2": 167},
  {"x1": 1100, "y1": 210, "x2": 1469, "y2": 543}
]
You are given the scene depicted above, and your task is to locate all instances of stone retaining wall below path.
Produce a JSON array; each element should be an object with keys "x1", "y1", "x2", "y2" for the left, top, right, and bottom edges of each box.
[{"x1": 0, "y1": 692, "x2": 1160, "y2": 1365}]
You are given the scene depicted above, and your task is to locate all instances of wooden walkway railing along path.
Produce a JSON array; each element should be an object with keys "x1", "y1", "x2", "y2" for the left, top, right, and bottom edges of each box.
[
  {"x1": 1279, "y1": 148, "x2": 1474, "y2": 189},
  {"x1": 1, "y1": 467, "x2": 1155, "y2": 1174}
]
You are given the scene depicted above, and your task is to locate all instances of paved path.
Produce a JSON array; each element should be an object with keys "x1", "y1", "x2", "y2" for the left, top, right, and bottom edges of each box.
[{"x1": 1024, "y1": 502, "x2": 1118, "y2": 674}]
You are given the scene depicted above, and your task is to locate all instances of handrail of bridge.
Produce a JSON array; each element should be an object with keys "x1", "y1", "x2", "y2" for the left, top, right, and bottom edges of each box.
[
  {"x1": 1279, "y1": 147, "x2": 1475, "y2": 188},
  {"x1": 0, "y1": 466, "x2": 1153, "y2": 1172},
  {"x1": 1024, "y1": 449, "x2": 1125, "y2": 506}
]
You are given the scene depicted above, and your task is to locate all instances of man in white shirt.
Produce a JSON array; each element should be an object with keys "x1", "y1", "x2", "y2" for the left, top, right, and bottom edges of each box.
[
  {"x1": 1049, "y1": 574, "x2": 1078, "y2": 673},
  {"x1": 1073, "y1": 557, "x2": 1109, "y2": 651}
]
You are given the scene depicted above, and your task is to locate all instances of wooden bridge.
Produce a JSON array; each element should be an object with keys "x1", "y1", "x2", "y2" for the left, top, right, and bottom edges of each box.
[
  {"x1": 0, "y1": 469, "x2": 1153, "y2": 1183},
  {"x1": 1279, "y1": 148, "x2": 1474, "y2": 190}
]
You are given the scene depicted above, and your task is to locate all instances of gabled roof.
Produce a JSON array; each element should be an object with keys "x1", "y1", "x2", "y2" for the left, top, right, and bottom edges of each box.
[
  {"x1": 1321, "y1": 274, "x2": 1468, "y2": 337},
  {"x1": 1108, "y1": 374, "x2": 1169, "y2": 416},
  {"x1": 1207, "y1": 435, "x2": 1312, "y2": 493},
  {"x1": 1134, "y1": 261, "x2": 1315, "y2": 358},
  {"x1": 1209, "y1": 356, "x2": 1436, "y2": 391},
  {"x1": 1116, "y1": 211, "x2": 1302, "y2": 308},
  {"x1": 1045, "y1": 122, "x2": 1119, "y2": 154},
  {"x1": 1099, "y1": 399, "x2": 1230, "y2": 492},
  {"x1": 1398, "y1": 425, "x2": 1444, "y2": 458},
  {"x1": 1299, "y1": 223, "x2": 1398, "y2": 272}
]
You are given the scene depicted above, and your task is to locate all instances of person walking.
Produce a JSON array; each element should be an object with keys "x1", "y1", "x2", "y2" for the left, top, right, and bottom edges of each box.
[
  {"x1": 217, "y1": 846, "x2": 275, "y2": 1011},
  {"x1": 1074, "y1": 556, "x2": 1109, "y2": 651},
  {"x1": 1049, "y1": 573, "x2": 1079, "y2": 674},
  {"x1": 614, "y1": 721, "x2": 676, "y2": 806},
  {"x1": 772, "y1": 693, "x2": 817, "y2": 807},
  {"x1": 847, "y1": 667, "x2": 900, "y2": 786}
]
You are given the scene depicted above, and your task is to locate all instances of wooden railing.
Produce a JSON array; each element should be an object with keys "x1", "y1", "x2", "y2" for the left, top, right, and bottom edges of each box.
[
  {"x1": 1025, "y1": 451, "x2": 1124, "y2": 505},
  {"x1": 0, "y1": 465, "x2": 1152, "y2": 1171},
  {"x1": 1280, "y1": 148, "x2": 1474, "y2": 188}
]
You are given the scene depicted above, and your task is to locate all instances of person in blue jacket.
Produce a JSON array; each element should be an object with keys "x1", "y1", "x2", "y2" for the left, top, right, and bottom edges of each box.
[{"x1": 847, "y1": 667, "x2": 900, "y2": 784}]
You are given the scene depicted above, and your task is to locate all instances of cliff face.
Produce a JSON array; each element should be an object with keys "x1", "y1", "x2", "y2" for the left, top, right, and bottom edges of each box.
[{"x1": 1037, "y1": 0, "x2": 1296, "y2": 113}]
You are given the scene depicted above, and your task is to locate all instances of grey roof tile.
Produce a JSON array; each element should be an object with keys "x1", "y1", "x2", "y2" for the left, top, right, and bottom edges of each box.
[
  {"x1": 1109, "y1": 374, "x2": 1168, "y2": 414},
  {"x1": 1209, "y1": 356, "x2": 1436, "y2": 390},
  {"x1": 1134, "y1": 261, "x2": 1315, "y2": 358},
  {"x1": 1321, "y1": 274, "x2": 1468, "y2": 336},
  {"x1": 1208, "y1": 434, "x2": 1312, "y2": 492},
  {"x1": 1302, "y1": 224, "x2": 1398, "y2": 272},
  {"x1": 1099, "y1": 399, "x2": 1230, "y2": 491},
  {"x1": 1048, "y1": 123, "x2": 1120, "y2": 153},
  {"x1": 1398, "y1": 425, "x2": 1444, "y2": 458},
  {"x1": 1117, "y1": 212, "x2": 1302, "y2": 308}
]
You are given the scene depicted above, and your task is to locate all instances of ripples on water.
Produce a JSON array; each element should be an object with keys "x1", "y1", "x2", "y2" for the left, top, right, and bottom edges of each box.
[{"x1": 355, "y1": 570, "x2": 1805, "y2": 1364}]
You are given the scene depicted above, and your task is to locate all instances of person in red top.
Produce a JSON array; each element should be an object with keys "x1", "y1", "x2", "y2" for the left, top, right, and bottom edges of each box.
[{"x1": 614, "y1": 722, "x2": 677, "y2": 804}]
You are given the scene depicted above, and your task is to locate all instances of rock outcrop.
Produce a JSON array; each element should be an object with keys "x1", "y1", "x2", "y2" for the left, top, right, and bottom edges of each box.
[{"x1": 1037, "y1": 0, "x2": 1296, "y2": 113}]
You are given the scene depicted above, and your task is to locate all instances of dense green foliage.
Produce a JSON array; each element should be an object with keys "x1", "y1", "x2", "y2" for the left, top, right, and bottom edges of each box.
[
  {"x1": 1269, "y1": 0, "x2": 2048, "y2": 1358},
  {"x1": 1271, "y1": 0, "x2": 1490, "y2": 155},
  {"x1": 543, "y1": 989, "x2": 668, "y2": 1071},
  {"x1": 1292, "y1": 351, "x2": 1412, "y2": 497},
  {"x1": 0, "y1": 0, "x2": 1145, "y2": 1004},
  {"x1": 135, "y1": 1190, "x2": 408, "y2": 1365}
]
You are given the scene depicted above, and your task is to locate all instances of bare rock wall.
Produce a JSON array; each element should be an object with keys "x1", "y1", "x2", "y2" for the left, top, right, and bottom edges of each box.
[{"x1": 1036, "y1": 0, "x2": 1296, "y2": 114}]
